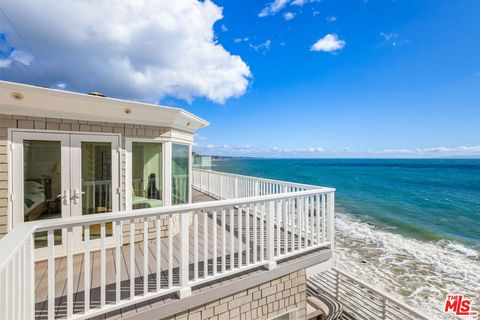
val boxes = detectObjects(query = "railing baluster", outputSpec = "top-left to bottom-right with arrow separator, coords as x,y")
213,210 -> 217,276
84,225 -> 91,313
67,227 -> 74,318
168,214 -> 173,288
101,222 -> 106,308
178,212 -> 191,298
237,205 -> 243,268
193,211 -> 199,281
246,206 -> 250,265
291,199 -> 295,253
298,197 -> 303,250
19,248 -> 24,320
304,196 -> 309,248
6,262 -> 11,320
1,268 -> 6,319
115,220 -> 121,303
13,254 -> 17,319
316,194 -> 321,245
130,220 -> 135,299
47,229 -> 54,320
283,198 -> 288,255
266,201 -> 275,269
276,200 -> 281,256
27,241 -> 33,319
221,209 -> 226,273
156,215 -> 161,291
143,218 -> 149,295
260,202 -> 265,261
230,208 -> 234,270
203,210 -> 208,278
310,196 -> 315,246
322,193 -> 326,243
327,192 -> 335,249
253,204 -> 258,264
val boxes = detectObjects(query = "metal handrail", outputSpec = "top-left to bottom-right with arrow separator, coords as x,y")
309,267 -> 431,320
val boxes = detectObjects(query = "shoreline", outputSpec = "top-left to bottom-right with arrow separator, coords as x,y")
334,211 -> 480,318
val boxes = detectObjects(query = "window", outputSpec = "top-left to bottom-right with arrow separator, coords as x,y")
131,142 -> 163,209
172,143 -> 189,204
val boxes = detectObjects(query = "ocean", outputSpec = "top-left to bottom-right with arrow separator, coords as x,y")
211,158 -> 480,317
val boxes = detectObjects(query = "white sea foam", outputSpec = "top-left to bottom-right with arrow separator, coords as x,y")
333,212 -> 480,318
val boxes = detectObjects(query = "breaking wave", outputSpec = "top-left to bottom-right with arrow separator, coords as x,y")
334,212 -> 480,318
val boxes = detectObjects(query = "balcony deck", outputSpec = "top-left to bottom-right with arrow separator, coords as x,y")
33,189 -> 309,319
0,169 -> 335,320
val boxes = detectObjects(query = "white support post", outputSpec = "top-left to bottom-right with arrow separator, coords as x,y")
27,234 -> 34,320
265,201 -> 276,270
219,175 -> 223,199
188,144 -> 193,204
327,192 -> 335,251
178,212 -> 192,298
234,177 -> 238,198
255,181 -> 259,197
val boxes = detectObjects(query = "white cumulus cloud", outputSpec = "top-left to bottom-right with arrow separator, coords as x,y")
0,59 -> 12,68
310,34 -> 346,52
249,40 -> 272,54
283,12 -> 296,21
258,0 -> 289,17
10,50 -> 34,65
0,0 -> 251,104
291,0 -> 320,5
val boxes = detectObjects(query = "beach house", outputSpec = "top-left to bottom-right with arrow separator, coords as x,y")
0,81 -> 336,319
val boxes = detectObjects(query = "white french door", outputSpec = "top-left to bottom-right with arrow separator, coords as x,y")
11,131 -> 120,257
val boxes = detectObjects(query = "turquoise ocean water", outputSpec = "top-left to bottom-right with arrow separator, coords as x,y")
212,158 -> 480,316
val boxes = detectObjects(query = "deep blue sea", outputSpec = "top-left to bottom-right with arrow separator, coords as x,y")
212,158 -> 480,316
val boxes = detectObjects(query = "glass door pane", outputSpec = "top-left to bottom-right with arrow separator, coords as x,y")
132,142 -> 163,209
81,141 -> 113,239
172,144 -> 189,205
23,140 -> 63,247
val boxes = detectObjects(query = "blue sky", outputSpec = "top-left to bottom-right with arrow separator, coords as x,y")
1,0 -> 479,157
186,0 -> 480,157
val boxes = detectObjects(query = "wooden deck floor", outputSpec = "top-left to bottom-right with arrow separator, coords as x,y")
34,189 -> 307,319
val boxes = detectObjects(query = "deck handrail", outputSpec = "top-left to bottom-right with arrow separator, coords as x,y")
0,177 -> 335,319
4,188 -> 329,233
309,267 -> 431,320
193,168 -> 334,192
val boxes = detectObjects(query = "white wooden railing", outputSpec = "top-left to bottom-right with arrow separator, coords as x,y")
309,268 -> 431,320
193,168 -> 319,199
0,172 -> 335,319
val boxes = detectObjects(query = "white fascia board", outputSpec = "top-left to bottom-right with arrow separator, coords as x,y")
0,81 -> 209,132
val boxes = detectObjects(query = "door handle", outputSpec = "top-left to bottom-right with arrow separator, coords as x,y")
57,189 -> 70,205
72,188 -> 84,205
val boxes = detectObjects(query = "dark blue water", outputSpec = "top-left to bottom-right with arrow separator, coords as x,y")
212,158 -> 480,248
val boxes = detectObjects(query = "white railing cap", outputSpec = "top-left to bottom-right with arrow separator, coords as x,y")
0,223 -> 35,271
29,188 -> 332,232
194,168 -> 335,192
